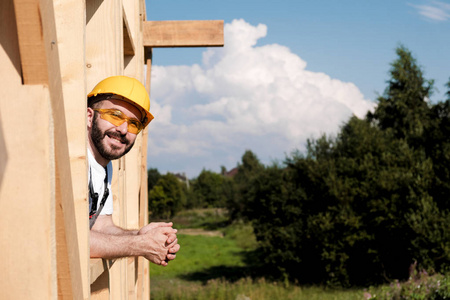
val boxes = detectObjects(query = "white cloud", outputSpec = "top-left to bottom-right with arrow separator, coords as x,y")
147,19 -> 375,177
410,1 -> 450,21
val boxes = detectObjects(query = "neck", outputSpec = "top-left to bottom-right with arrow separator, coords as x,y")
88,137 -> 110,168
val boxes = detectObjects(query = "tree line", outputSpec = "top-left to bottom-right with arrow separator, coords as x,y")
148,45 -> 450,286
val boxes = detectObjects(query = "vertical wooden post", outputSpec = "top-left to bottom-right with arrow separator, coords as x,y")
40,0 -> 84,298
86,0 -> 124,298
53,0 -> 90,298
0,71 -> 56,299
136,47 -> 153,300
1,0 -> 85,298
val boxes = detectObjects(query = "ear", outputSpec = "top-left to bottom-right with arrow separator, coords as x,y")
87,107 -> 94,129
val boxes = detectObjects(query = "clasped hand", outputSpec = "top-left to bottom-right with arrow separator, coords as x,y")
138,222 -> 180,266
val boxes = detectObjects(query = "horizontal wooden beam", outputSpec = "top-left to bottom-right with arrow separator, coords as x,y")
143,20 -> 224,48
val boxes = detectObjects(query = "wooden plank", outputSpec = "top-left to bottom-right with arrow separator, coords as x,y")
90,267 -> 110,300
39,0 -> 84,298
124,2 -> 148,295
136,124 -> 150,299
144,49 -> 152,90
13,0 -> 48,84
139,133 -> 150,300
90,259 -> 117,285
52,0 -> 90,298
143,20 -> 224,48
123,7 -> 135,56
90,259 -> 108,285
125,138 -> 141,229
138,54 -> 153,300
124,139 -> 141,298
109,158 -> 128,300
123,0 -> 142,74
0,86 -> 55,299
55,171 -> 76,300
86,2 -> 125,295
1,2 -> 55,299
123,135 -> 141,299
0,0 -> 22,81
86,0 -> 124,90
127,257 -> 137,298
123,1 -> 148,296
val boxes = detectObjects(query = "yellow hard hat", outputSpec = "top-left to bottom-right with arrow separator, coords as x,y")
88,76 -> 154,127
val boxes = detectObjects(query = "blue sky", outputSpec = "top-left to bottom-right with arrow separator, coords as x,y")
144,0 -> 450,177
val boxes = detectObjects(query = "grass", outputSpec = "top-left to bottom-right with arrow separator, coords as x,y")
151,234 -> 247,280
150,208 -> 450,299
151,277 -> 365,300
169,208 -> 229,230
150,208 -> 367,300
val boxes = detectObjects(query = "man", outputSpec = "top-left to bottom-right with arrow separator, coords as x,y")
87,76 -> 179,266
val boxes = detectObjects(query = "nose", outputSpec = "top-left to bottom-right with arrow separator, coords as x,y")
116,121 -> 129,135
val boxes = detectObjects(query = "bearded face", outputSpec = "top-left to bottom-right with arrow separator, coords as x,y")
91,112 -> 135,160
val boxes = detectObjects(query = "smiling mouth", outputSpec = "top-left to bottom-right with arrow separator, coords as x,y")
107,133 -> 126,144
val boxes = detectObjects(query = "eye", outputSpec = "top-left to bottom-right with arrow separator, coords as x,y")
129,119 -> 140,127
109,110 -> 123,119
129,122 -> 143,132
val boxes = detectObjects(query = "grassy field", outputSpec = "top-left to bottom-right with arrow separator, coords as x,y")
150,234 -> 366,300
149,209 -> 367,300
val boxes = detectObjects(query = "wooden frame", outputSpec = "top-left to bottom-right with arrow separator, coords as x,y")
143,20 -> 224,48
0,0 -> 223,298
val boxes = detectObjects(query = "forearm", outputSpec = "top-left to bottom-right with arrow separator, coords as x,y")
90,230 -> 143,259
91,215 -> 138,236
89,216 -> 178,265
100,226 -> 138,236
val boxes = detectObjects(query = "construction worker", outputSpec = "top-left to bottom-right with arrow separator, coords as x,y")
87,76 -> 179,266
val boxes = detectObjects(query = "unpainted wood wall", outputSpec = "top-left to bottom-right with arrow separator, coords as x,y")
0,0 -> 149,299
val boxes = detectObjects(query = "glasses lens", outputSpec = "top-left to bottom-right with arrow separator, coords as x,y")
100,111 -> 126,127
96,109 -> 143,134
128,119 -> 143,134
127,124 -> 139,134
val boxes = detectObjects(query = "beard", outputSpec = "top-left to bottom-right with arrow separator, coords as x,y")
91,113 -> 135,161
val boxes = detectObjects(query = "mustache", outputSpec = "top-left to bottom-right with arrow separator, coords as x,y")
105,130 -> 129,144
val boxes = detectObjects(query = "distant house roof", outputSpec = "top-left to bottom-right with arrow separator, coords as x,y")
223,167 -> 238,177
173,173 -> 187,181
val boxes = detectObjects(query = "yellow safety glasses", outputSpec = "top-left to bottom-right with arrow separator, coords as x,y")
93,108 -> 144,134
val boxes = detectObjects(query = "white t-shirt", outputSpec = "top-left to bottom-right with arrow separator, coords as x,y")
88,148 -> 113,215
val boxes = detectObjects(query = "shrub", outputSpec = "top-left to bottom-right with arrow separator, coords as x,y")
367,264 -> 450,299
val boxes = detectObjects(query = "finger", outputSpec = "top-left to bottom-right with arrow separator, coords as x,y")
169,243 -> 180,254
167,254 -> 176,261
166,233 -> 177,244
160,260 -> 168,267
139,222 -> 173,235
160,227 -> 177,235
150,222 -> 173,227
166,238 -> 178,248
145,222 -> 173,230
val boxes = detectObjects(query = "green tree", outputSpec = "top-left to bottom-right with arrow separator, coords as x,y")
147,168 -> 161,191
149,173 -> 186,218
148,185 -> 171,219
242,47 -> 450,286
424,78 -> 450,211
190,169 -> 227,208
227,150 -> 264,220
368,45 -> 434,145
